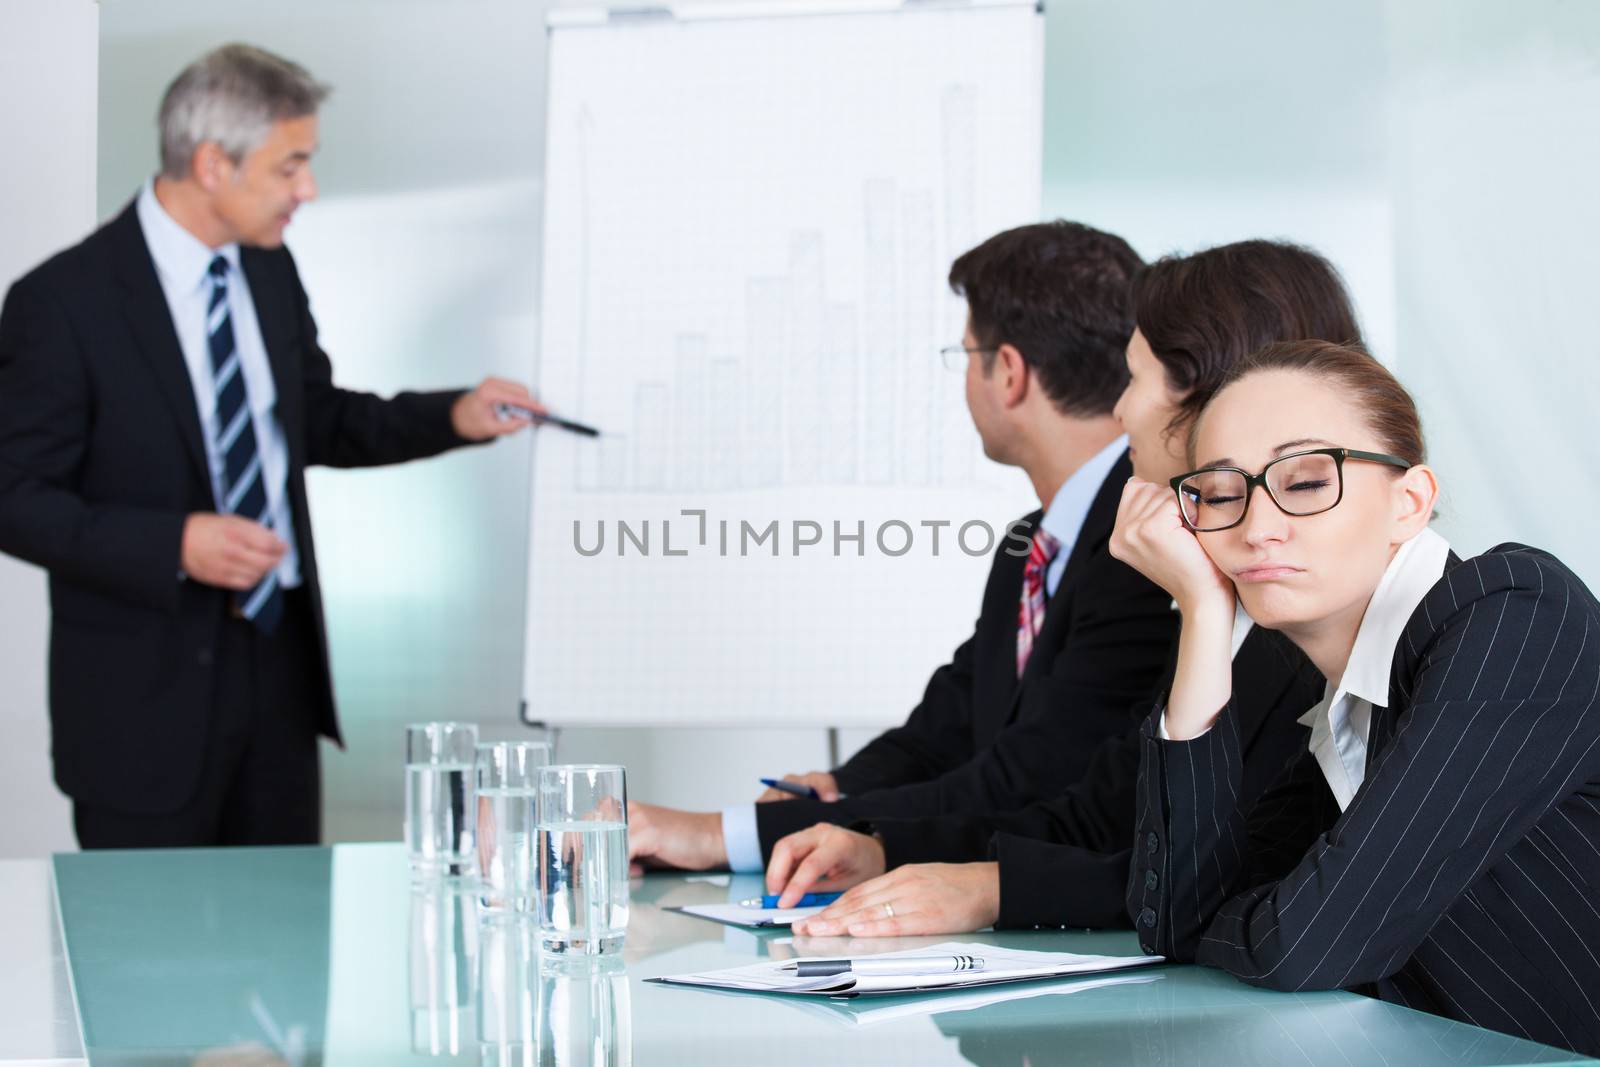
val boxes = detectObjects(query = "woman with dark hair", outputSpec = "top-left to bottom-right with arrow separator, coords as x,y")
1117,238 -> 1363,480
767,240 -> 1353,935
1117,341 -> 1600,1054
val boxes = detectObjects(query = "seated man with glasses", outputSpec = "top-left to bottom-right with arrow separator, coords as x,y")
626,220 -> 1179,875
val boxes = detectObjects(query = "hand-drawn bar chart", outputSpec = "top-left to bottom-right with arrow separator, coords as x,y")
526,3 -> 1045,728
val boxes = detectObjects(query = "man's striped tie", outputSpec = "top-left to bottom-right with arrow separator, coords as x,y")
207,255 -> 283,634
1015,527 -> 1060,676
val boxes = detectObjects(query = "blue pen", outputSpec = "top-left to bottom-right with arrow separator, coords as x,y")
740,892 -> 843,909
760,778 -> 821,800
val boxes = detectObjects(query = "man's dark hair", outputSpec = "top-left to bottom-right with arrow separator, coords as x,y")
948,221 -> 1143,417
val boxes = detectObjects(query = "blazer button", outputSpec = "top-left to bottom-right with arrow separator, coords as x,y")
1139,907 -> 1157,928
1145,870 -> 1159,891
197,647 -> 214,666
1146,831 -> 1159,855
1140,940 -> 1155,955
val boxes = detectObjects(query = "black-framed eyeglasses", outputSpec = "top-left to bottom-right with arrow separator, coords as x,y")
939,344 -> 995,373
1169,447 -> 1412,532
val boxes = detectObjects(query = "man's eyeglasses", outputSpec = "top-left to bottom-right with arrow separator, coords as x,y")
938,344 -> 996,373
1170,447 -> 1412,532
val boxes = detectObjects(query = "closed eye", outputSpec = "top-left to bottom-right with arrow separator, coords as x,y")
1285,479 -> 1332,493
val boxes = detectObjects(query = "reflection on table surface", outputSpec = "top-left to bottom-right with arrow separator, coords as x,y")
51,844 -> 1586,1066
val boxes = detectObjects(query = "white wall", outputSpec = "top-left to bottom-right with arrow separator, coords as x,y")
0,0 -> 98,858
1042,0 -> 1600,587
1042,1 -> 1395,362
1385,1 -> 1600,585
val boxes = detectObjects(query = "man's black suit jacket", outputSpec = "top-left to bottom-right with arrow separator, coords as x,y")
0,202 -> 472,814
754,454 -> 1179,855
861,624 -> 1324,928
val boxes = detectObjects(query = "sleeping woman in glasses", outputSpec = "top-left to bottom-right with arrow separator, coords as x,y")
1113,338 -> 1600,1055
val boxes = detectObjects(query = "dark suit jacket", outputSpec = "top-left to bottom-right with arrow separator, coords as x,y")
861,624 -> 1323,929
1129,545 -> 1600,1056
754,454 -> 1179,854
0,202 -> 472,814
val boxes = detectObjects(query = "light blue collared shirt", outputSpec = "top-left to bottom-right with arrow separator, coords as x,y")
721,435 -> 1131,873
136,180 -> 301,588
1039,434 -> 1127,598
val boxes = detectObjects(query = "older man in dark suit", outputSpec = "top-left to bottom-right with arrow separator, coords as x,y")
0,43 -> 539,848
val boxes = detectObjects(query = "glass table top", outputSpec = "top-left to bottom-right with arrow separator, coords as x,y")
50,843 -> 1591,1066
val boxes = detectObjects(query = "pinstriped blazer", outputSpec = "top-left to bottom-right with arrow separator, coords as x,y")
1128,544 -> 1600,1055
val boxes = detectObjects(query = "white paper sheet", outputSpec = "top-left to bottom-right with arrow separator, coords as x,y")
648,941 -> 1163,997
739,970 -> 1164,1028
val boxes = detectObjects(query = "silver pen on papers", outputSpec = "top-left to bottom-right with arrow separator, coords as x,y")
779,954 -> 986,978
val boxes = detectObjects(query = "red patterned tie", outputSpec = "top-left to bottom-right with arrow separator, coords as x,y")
1017,528 -> 1062,676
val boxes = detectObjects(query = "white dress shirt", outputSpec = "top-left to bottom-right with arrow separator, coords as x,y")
136,180 -> 301,588
1158,527 -> 1451,812
1297,526 -> 1451,810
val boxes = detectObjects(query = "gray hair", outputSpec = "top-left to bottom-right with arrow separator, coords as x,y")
158,43 -> 331,179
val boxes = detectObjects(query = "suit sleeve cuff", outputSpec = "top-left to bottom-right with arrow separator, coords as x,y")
829,765 -> 866,796
1156,711 -> 1213,741
720,805 -> 764,873
444,388 -> 489,447
994,833 -> 1134,930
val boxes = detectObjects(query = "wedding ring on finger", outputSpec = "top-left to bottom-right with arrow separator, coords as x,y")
883,902 -> 895,919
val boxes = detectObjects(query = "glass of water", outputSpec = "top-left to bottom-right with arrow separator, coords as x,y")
537,764 -> 629,956
475,741 -> 551,914
406,721 -> 479,877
